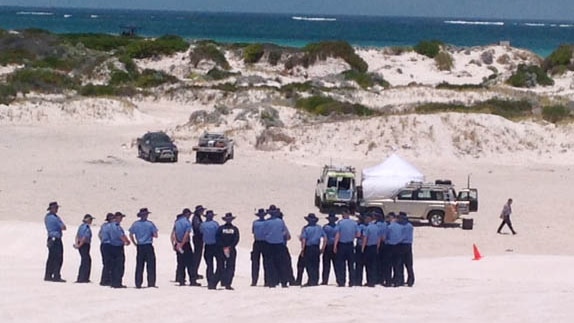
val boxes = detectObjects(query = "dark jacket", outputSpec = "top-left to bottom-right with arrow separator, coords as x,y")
217,223 -> 240,248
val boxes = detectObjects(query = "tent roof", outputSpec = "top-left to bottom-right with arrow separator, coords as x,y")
362,154 -> 423,179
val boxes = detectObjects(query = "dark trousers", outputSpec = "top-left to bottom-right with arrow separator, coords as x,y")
221,247 -> 237,287
401,243 -> 415,286
364,245 -> 379,286
175,242 -> 194,285
77,243 -> 91,282
192,236 -> 203,278
335,242 -> 355,287
303,245 -> 320,286
379,244 -> 392,286
321,244 -> 336,285
45,237 -> 63,281
108,245 -> 125,288
283,245 -> 295,284
294,253 -> 304,284
250,240 -> 267,285
389,244 -> 404,287
135,244 -> 156,288
204,244 -> 222,288
266,243 -> 291,287
354,244 -> 365,286
100,243 -> 111,285
497,217 -> 516,234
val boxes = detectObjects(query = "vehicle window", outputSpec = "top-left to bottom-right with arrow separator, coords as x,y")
397,190 -> 413,200
339,177 -> 351,190
327,177 -> 337,188
150,133 -> 171,144
416,189 -> 432,200
432,190 -> 445,201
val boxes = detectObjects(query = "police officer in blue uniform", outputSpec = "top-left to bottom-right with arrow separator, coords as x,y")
106,212 -> 131,288
375,211 -> 390,286
172,208 -> 198,286
44,201 -> 67,282
386,213 -> 404,287
251,208 -> 268,286
334,209 -> 359,287
191,205 -> 206,280
200,210 -> 221,290
217,212 -> 240,290
398,212 -> 415,287
321,211 -> 338,285
264,206 -> 292,288
354,214 -> 367,286
361,213 -> 381,287
300,213 -> 326,287
129,208 -> 158,289
99,212 -> 114,286
74,214 -> 94,283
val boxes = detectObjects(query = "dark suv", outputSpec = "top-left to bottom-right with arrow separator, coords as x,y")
137,131 -> 178,163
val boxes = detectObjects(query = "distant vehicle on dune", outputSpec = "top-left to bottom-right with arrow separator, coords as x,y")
137,131 -> 178,163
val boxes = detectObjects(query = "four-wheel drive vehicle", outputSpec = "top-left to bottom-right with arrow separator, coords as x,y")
360,180 -> 478,227
137,131 -> 178,163
192,132 -> 234,164
315,165 -> 357,212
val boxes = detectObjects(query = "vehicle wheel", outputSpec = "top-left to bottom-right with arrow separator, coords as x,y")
218,153 -> 225,164
195,152 -> 202,164
138,147 -> 144,159
314,195 -> 321,208
428,211 -> 444,227
173,154 -> 178,163
229,150 -> 234,160
150,152 -> 157,163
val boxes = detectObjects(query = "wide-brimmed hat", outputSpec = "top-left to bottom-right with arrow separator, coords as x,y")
105,212 -> 114,222
114,211 -> 126,218
266,204 -> 277,213
386,212 -> 396,219
398,211 -> 408,220
205,210 -> 216,218
182,208 -> 192,215
222,212 -> 236,221
47,201 -> 59,210
83,214 -> 95,221
255,208 -> 267,217
194,205 -> 206,215
137,208 -> 151,217
326,211 -> 339,221
304,213 -> 319,222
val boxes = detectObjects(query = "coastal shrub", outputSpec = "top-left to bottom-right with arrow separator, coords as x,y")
8,68 -> 77,93
29,56 -> 76,72
109,70 -> 134,86
206,67 -> 236,81
544,45 -> 574,74
243,44 -> 265,64
135,69 -> 178,88
190,43 -> 230,70
342,70 -> 389,89
295,95 -> 375,116
414,40 -> 442,58
212,82 -> 237,92
0,84 -> 17,105
303,41 -> 368,73
435,52 -> 454,71
268,50 -> 282,66
125,35 -> 188,59
61,33 -> 134,51
80,84 -> 118,97
435,82 -> 485,90
415,99 -> 533,120
542,105 -> 570,123
118,55 -> 138,76
0,49 -> 35,65
507,64 -> 554,88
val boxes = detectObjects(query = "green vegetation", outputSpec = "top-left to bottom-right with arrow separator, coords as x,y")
415,98 -> 533,120
206,68 -> 237,81
268,50 -> 282,66
0,84 -> 17,105
414,40 -> 443,58
507,64 -> 554,88
295,95 -> 375,116
542,105 -> 571,123
135,69 -> 178,88
435,52 -> 454,71
343,70 -> 389,89
124,35 -> 188,59
243,44 -> 265,64
190,42 -> 230,70
435,82 -> 485,90
302,41 -> 368,73
544,44 -> 573,74
7,68 -> 78,94
60,33 -> 134,51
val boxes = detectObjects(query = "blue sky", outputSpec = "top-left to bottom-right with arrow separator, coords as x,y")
4,0 -> 574,20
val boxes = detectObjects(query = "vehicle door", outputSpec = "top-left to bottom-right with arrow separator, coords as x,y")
392,189 -> 415,216
457,188 -> 479,212
414,188 -> 435,218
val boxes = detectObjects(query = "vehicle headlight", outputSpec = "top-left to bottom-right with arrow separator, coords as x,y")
154,148 -> 161,153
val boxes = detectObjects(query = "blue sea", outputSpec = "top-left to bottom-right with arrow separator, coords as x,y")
2,6 -> 574,57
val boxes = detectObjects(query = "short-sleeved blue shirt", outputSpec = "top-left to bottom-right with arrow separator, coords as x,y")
376,221 -> 388,242
173,216 -> 191,242
336,218 -> 358,243
108,223 -> 127,247
252,219 -> 267,241
129,220 -> 158,245
99,222 -> 111,244
323,223 -> 338,245
76,223 -> 92,244
200,220 -> 220,245
45,213 -> 64,238
301,224 -> 325,246
264,217 -> 289,244
400,221 -> 414,244
385,222 -> 403,245
363,222 -> 380,246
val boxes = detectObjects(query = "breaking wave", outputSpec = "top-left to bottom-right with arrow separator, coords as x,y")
16,11 -> 54,16
444,20 -> 504,26
292,16 -> 336,22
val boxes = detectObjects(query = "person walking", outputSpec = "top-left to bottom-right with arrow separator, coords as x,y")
300,213 -> 326,287
497,198 -> 516,235
191,205 -> 206,280
98,212 -> 114,286
129,208 -> 158,289
321,212 -> 338,285
172,208 -> 198,286
251,208 -> 268,286
200,210 -> 221,290
398,212 -> 415,287
263,206 -> 292,288
44,201 -> 67,282
74,214 -> 94,283
107,212 -> 130,288
217,212 -> 240,290
362,213 -> 381,287
334,209 -> 359,287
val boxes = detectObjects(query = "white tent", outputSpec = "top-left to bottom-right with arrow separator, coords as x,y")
361,154 -> 425,200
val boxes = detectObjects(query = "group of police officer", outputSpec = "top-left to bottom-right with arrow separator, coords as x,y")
251,205 -> 415,288
43,200 -> 413,289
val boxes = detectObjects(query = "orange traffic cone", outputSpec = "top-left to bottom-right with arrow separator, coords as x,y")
472,244 -> 482,261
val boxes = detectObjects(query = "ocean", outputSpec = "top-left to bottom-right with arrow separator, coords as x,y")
2,6 -> 574,57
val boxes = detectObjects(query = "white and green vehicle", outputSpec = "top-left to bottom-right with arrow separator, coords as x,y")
314,165 -> 357,212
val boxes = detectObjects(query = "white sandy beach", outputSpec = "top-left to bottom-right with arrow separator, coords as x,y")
1,44 -> 574,322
